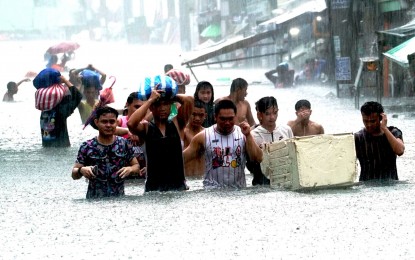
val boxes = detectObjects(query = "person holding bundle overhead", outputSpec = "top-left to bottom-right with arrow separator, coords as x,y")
34,68 -> 82,147
128,75 -> 194,192
74,64 -> 107,124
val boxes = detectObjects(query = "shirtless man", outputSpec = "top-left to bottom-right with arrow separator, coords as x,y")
287,99 -> 324,136
215,78 -> 256,126
183,100 -> 206,177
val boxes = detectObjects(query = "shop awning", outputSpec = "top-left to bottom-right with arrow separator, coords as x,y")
383,36 -> 415,67
259,0 -> 327,27
181,30 -> 277,66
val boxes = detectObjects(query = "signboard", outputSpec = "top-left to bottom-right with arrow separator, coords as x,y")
331,0 -> 350,9
335,57 -> 351,81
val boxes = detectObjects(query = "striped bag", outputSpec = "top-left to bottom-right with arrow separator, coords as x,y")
35,84 -> 66,111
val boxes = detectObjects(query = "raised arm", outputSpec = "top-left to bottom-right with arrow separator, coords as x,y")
245,101 -> 256,127
174,94 -> 194,130
16,78 -> 30,88
128,88 -> 161,135
239,122 -> 263,162
88,64 -> 107,85
381,113 -> 405,156
183,130 -> 205,164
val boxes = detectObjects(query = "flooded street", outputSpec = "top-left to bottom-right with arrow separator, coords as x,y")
1,41 -> 415,259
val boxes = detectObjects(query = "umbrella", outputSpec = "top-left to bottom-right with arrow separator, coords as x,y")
83,76 -> 116,130
200,24 -> 221,38
46,42 -> 80,55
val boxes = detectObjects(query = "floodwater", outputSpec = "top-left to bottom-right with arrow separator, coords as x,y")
1,41 -> 415,259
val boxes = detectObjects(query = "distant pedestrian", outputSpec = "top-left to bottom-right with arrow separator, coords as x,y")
3,78 -> 30,102
40,75 -> 82,147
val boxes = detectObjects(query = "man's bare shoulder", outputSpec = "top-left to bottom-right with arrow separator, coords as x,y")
308,121 -> 325,134
287,120 -> 297,127
214,96 -> 231,104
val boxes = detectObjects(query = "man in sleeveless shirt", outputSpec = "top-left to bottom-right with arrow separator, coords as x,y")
128,86 -> 193,192
183,99 -> 263,189
355,101 -> 405,181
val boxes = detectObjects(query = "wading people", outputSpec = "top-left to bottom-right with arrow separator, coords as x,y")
215,78 -> 256,126
250,96 -> 294,185
183,99 -> 263,189
72,106 -> 139,199
183,100 -> 206,177
127,83 -> 193,192
355,101 -> 405,181
194,80 -> 215,127
287,99 -> 324,136
3,78 -> 30,102
77,65 -> 107,124
40,75 -> 82,147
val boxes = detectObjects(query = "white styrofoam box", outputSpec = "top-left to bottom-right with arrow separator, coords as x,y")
260,133 -> 357,190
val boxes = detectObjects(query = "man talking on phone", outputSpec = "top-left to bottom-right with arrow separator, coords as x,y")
355,101 -> 405,181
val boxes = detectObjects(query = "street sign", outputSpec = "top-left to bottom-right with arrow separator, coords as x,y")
335,57 -> 351,81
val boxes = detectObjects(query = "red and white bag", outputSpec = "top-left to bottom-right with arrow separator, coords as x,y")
35,84 -> 66,111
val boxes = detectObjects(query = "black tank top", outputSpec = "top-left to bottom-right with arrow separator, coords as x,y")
145,120 -> 187,192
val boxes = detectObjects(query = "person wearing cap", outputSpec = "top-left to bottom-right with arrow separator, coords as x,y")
76,64 -> 107,124
127,83 -> 194,192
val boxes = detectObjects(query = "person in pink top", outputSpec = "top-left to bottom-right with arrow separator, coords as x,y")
117,92 -> 151,177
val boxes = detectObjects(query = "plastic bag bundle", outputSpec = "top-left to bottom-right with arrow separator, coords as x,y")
33,68 -> 61,89
137,75 -> 177,101
80,69 -> 102,90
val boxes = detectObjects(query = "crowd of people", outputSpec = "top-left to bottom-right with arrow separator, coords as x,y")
3,62 -> 405,199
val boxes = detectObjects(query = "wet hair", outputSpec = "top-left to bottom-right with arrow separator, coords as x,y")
95,106 -> 119,120
194,99 -> 206,111
215,99 -> 237,116
164,64 -> 173,73
295,99 -> 311,111
255,96 -> 278,113
230,78 -> 248,93
126,92 -> 139,104
194,81 -> 214,103
360,101 -> 384,115
7,82 -> 16,91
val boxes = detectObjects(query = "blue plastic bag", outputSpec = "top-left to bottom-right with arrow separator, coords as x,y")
80,69 -> 102,90
33,68 -> 61,89
137,75 -> 177,101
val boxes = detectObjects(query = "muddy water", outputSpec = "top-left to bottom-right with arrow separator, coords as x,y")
1,41 -> 414,259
